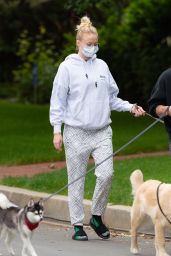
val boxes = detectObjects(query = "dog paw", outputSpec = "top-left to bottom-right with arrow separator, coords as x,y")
130,247 -> 139,254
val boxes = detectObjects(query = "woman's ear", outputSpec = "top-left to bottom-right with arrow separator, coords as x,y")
76,39 -> 80,49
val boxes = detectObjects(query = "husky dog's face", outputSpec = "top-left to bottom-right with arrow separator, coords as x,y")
26,199 -> 44,224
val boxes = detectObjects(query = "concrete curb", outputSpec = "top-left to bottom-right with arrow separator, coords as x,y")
1,185 -> 171,236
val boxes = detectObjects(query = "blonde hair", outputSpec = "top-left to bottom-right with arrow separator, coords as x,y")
76,16 -> 98,40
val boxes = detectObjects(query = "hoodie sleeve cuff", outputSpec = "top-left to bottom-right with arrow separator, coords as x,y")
129,104 -> 134,113
53,125 -> 62,134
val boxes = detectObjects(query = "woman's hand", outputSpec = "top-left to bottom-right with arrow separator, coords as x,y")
53,133 -> 63,151
131,104 -> 146,117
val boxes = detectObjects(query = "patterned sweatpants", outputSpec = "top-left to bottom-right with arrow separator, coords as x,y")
63,125 -> 114,225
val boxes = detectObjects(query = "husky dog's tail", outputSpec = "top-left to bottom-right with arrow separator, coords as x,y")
0,193 -> 17,209
130,170 -> 144,197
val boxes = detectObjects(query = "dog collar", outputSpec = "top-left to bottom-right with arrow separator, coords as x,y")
24,215 -> 39,231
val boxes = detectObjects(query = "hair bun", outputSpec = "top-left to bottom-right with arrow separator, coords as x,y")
75,16 -> 98,40
76,16 -> 92,31
80,16 -> 92,27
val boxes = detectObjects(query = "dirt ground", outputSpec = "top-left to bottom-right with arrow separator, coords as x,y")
0,151 -> 169,180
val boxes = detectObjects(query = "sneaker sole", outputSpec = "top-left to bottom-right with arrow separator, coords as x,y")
72,236 -> 88,241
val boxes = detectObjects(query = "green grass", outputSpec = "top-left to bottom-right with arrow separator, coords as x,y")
0,100 -> 61,165
1,155 -> 171,205
0,100 -> 168,165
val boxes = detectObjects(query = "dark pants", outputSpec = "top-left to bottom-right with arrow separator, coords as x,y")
169,139 -> 171,153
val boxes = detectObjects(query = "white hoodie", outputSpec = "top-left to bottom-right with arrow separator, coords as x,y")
50,54 -> 133,133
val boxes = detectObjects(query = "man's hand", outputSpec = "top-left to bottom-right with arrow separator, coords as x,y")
131,104 -> 146,117
156,105 -> 171,117
53,133 -> 63,151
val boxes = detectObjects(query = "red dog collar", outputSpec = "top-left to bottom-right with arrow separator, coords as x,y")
24,216 -> 39,231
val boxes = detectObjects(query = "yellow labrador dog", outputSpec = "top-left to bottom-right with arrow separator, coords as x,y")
130,169 -> 171,256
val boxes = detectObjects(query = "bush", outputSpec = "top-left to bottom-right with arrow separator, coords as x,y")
13,27 -> 58,104
0,83 -> 18,100
98,0 -> 171,107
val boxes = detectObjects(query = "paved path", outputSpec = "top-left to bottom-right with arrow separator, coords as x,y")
1,221 -> 170,256
0,161 -> 66,180
0,151 -> 169,180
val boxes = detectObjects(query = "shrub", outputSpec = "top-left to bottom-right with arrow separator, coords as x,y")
13,27 -> 58,103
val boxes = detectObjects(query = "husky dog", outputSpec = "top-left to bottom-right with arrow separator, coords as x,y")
0,193 -> 44,256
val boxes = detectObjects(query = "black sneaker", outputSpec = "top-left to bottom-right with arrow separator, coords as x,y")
72,226 -> 88,241
90,215 -> 110,239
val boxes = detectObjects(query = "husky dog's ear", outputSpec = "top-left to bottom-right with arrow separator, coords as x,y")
27,198 -> 34,207
38,198 -> 44,207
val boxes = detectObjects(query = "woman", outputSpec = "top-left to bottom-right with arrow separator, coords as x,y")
50,16 -> 145,241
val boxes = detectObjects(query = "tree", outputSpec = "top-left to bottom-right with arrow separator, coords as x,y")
0,0 -> 72,83
97,0 -> 171,106
1,0 -> 171,105
13,28 -> 58,103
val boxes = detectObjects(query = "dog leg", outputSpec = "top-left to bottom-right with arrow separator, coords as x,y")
5,231 -> 15,256
0,226 -> 2,255
0,226 -> 5,256
154,220 -> 169,256
0,226 -> 3,240
130,203 -> 145,254
21,235 -> 38,256
20,233 -> 31,256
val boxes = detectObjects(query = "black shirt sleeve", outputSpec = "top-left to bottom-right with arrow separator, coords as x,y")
148,73 -> 166,117
148,68 -> 171,135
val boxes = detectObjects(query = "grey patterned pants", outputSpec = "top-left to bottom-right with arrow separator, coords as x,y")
63,125 -> 114,225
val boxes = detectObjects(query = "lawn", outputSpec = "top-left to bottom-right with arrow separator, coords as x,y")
1,155 -> 171,205
0,100 -> 168,165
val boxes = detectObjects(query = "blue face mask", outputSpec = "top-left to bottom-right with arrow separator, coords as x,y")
82,45 -> 99,58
